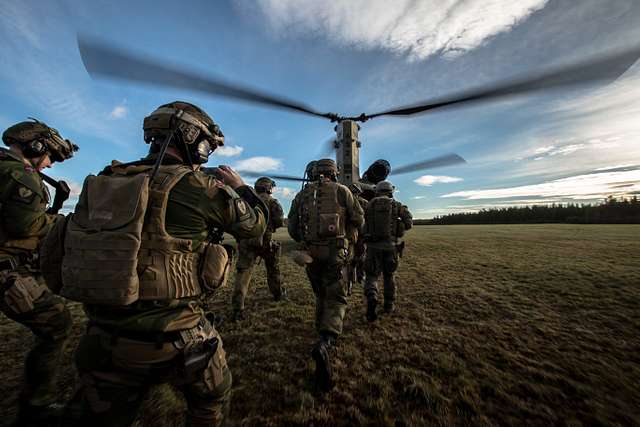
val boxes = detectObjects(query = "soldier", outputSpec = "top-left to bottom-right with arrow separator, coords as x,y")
0,119 -> 78,425
288,159 -> 364,392
231,176 -> 285,321
60,102 -> 266,427
346,182 -> 368,295
363,180 -> 413,322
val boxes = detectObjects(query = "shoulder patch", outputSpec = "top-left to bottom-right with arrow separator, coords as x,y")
8,167 -> 45,198
18,186 -> 33,199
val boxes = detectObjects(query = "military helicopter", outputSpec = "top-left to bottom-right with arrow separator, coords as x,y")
77,37 -> 640,196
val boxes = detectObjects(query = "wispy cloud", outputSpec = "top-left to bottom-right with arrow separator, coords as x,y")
0,1 -> 136,146
234,156 -> 282,173
274,186 -> 296,199
216,145 -> 244,157
414,175 -> 463,186
442,168 -> 640,200
109,104 -> 128,119
411,196 -> 427,200
254,0 -> 548,61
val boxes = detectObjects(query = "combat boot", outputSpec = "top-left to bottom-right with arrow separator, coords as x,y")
311,333 -> 335,392
366,298 -> 378,322
15,401 -> 65,427
383,302 -> 395,314
273,287 -> 288,302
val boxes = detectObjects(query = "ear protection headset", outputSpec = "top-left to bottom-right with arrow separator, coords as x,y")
144,107 -> 224,165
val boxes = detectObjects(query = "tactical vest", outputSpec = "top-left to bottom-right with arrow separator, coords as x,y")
0,150 -> 46,254
298,181 -> 347,245
61,164 -> 202,305
364,196 -> 402,242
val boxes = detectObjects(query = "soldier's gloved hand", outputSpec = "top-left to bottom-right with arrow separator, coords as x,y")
215,165 -> 244,189
47,180 -> 71,214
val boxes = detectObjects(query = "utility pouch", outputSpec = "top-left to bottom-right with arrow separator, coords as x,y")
182,337 -> 219,383
61,173 -> 149,305
318,213 -> 340,238
3,274 -> 46,314
199,243 -> 234,293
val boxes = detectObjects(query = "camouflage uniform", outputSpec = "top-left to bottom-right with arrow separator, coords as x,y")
232,189 -> 285,315
0,148 -> 73,415
288,160 -> 363,391
346,191 -> 368,294
64,103 -> 266,427
363,187 -> 413,319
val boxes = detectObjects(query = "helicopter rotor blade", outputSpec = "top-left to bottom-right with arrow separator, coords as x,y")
390,153 -> 466,175
365,46 -> 640,120
77,36 -> 338,121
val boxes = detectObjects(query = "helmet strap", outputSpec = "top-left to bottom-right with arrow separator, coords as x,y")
150,129 -> 176,182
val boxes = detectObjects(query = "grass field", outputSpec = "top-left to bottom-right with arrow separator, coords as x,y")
1,224 -> 639,426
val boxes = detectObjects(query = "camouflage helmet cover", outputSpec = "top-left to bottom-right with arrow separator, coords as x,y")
143,101 -> 224,147
305,160 -> 318,180
255,176 -> 276,193
2,118 -> 78,162
314,158 -> 338,177
375,180 -> 395,194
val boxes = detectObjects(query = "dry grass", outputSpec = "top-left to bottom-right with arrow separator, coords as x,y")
1,224 -> 639,426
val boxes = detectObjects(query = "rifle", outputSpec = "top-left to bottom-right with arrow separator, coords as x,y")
40,172 -> 70,214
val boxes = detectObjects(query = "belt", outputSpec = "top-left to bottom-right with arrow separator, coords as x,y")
90,322 -> 185,345
90,318 -> 214,348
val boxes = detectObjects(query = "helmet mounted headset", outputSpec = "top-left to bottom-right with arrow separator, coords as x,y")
143,103 -> 224,181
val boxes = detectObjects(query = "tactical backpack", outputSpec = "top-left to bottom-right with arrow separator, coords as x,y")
60,164 -> 209,305
364,196 -> 402,242
298,181 -> 346,245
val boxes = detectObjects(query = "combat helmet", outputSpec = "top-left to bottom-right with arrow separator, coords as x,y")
305,160 -> 318,181
314,158 -> 338,180
144,101 -> 225,164
2,118 -> 78,162
255,176 -> 276,194
375,180 -> 395,195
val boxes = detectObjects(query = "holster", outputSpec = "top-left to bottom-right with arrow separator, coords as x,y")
175,318 -> 220,383
182,337 -> 219,384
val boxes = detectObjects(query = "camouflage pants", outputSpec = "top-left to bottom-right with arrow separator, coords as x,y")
67,320 -> 232,427
346,238 -> 366,287
305,247 -> 348,336
0,268 -> 72,407
232,242 -> 282,311
363,247 -> 399,308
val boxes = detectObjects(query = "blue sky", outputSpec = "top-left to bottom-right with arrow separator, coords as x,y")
1,0 -> 639,218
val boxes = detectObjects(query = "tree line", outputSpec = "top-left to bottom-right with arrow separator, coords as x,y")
418,196 -> 640,225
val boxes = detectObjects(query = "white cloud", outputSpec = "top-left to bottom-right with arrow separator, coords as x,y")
254,0 -> 548,60
411,196 -> 427,200
414,175 -> 463,186
109,105 -> 128,119
234,156 -> 282,173
442,168 -> 640,200
274,186 -> 296,199
216,145 -> 244,157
